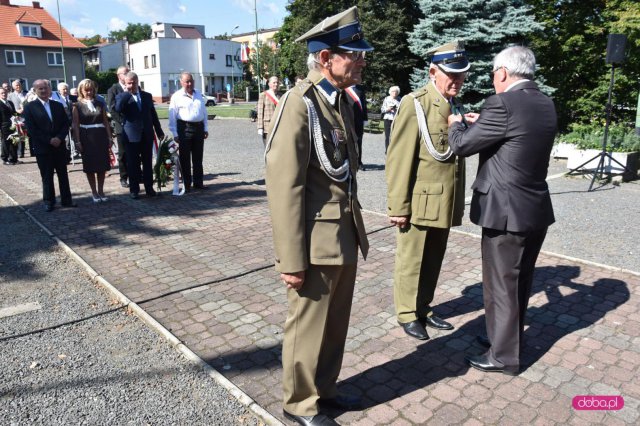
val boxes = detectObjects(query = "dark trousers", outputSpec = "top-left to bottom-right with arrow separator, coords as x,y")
177,120 -> 204,188
115,132 -> 128,181
125,140 -> 153,194
384,119 -> 393,153
35,149 -> 72,206
1,134 -> 17,163
481,227 -> 548,369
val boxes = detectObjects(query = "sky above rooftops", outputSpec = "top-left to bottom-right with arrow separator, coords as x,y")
10,0 -> 287,39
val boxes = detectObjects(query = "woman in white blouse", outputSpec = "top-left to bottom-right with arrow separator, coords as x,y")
381,86 -> 401,153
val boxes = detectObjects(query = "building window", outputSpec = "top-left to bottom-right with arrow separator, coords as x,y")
151,54 -> 156,68
47,51 -> 63,66
19,24 -> 40,38
50,78 -> 64,89
5,50 -> 25,65
144,56 -> 149,69
226,55 -> 232,67
209,53 -> 215,60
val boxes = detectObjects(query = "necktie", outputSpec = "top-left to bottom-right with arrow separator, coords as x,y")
43,101 -> 52,121
136,94 -> 142,110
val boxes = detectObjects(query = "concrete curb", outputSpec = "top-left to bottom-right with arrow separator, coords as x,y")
0,188 -> 283,426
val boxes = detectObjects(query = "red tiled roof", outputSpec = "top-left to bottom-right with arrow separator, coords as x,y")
173,26 -> 203,39
0,3 -> 86,48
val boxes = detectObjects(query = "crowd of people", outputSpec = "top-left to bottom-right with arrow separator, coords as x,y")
0,65 -> 213,207
2,6 -> 559,426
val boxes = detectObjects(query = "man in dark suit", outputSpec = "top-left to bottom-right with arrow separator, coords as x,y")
23,80 -> 76,212
1,86 -> 17,165
115,72 -> 164,199
107,65 -> 129,187
345,84 -> 367,170
448,46 -> 557,375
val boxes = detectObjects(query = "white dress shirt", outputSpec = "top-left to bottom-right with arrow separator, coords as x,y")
39,98 -> 52,120
168,88 -> 208,136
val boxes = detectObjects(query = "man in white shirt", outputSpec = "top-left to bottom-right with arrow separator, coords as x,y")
168,72 -> 209,192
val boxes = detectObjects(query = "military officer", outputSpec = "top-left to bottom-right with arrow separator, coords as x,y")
265,7 -> 371,426
386,41 -> 469,341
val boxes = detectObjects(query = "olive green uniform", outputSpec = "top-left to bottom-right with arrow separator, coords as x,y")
265,69 -> 369,416
386,81 -> 465,324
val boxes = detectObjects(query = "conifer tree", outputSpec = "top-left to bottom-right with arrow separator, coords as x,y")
409,0 -> 544,107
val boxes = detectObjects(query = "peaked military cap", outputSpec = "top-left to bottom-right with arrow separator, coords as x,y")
428,40 -> 470,73
295,6 -> 374,53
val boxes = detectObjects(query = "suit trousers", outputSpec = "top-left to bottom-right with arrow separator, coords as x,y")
125,140 -> 154,194
481,227 -> 548,369
282,263 -> 357,416
177,120 -> 204,188
1,134 -> 18,163
35,150 -> 72,206
394,225 -> 450,323
115,132 -> 128,181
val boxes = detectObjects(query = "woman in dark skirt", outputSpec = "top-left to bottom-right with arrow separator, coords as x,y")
72,79 -> 112,203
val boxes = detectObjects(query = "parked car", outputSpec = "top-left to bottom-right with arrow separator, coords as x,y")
204,95 -> 216,106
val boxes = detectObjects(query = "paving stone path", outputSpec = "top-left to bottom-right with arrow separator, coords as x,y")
1,145 -> 638,425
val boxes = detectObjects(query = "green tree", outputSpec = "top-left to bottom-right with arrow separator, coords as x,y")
409,0 -> 543,107
85,68 -> 118,94
82,34 -> 103,47
275,0 -> 422,105
527,0 -> 640,131
108,23 -> 152,43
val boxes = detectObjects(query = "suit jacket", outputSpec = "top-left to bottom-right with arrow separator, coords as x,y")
114,90 -> 163,143
0,100 -> 14,136
345,85 -> 367,139
386,82 -> 466,228
106,83 -> 124,134
257,90 -> 278,132
23,98 -> 70,156
50,91 -> 72,120
448,80 -> 557,232
265,69 -> 368,273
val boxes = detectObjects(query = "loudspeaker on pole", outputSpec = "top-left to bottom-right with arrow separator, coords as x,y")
606,34 -> 627,65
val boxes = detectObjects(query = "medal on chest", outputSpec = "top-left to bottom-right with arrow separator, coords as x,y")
331,128 -> 346,163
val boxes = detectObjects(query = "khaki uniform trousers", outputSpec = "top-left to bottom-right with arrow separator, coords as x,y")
282,263 -> 357,416
394,224 -> 450,324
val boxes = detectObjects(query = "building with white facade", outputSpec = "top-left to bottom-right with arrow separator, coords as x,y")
128,22 -> 241,103
84,40 -> 128,72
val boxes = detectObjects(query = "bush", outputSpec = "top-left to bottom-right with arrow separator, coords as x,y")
556,123 -> 640,152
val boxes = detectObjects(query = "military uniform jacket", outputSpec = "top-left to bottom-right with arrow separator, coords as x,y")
265,69 -> 369,273
386,81 -> 465,228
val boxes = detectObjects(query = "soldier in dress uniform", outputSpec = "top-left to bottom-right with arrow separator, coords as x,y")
386,41 -> 470,341
264,6 -> 372,426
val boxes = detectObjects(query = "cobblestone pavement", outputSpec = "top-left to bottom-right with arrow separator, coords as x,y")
1,118 -> 639,425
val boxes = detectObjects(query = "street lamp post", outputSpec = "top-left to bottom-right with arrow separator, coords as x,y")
230,25 -> 239,103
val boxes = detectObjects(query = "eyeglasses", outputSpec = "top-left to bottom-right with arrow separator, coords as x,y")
491,66 -> 508,76
333,50 -> 366,61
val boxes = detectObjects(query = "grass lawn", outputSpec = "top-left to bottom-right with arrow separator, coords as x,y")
155,105 -> 254,120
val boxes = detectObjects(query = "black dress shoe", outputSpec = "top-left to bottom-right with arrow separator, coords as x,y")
130,193 -> 139,199
120,179 -> 129,188
465,353 -> 519,376
477,335 -> 491,348
146,189 -> 157,197
193,184 -> 205,189
399,320 -> 429,340
283,410 -> 339,426
319,393 -> 362,410
44,204 -> 54,212
422,315 -> 454,330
